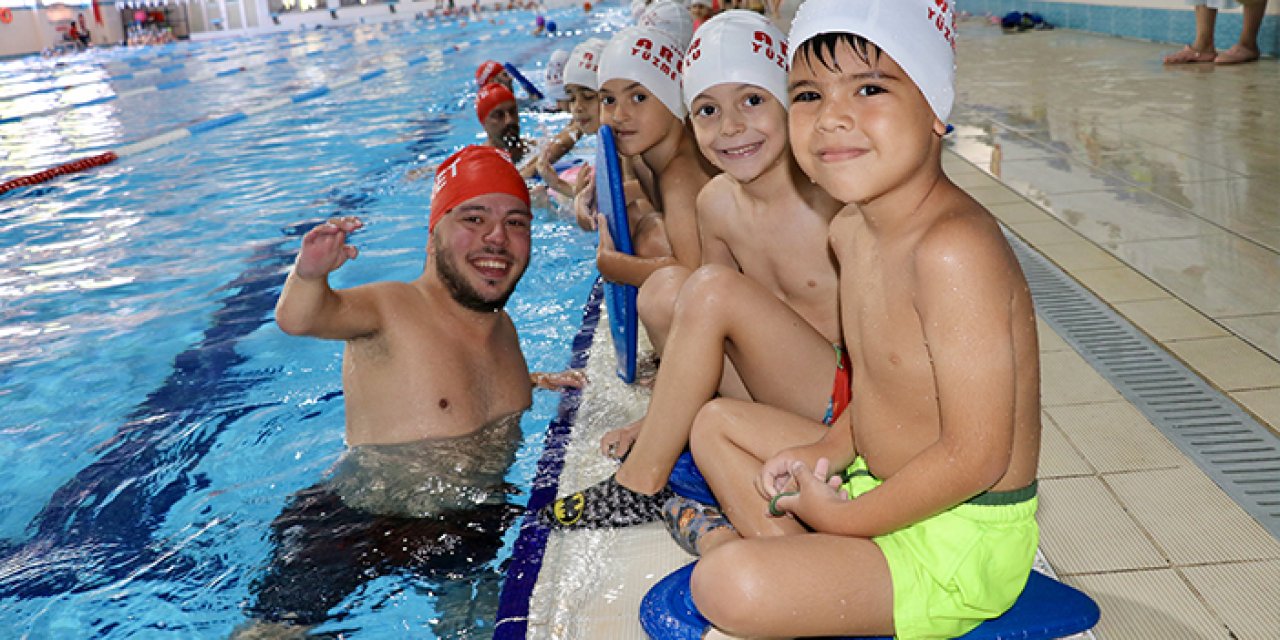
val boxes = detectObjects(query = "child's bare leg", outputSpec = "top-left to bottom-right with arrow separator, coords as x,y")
637,265 -> 690,356
692,534 -> 894,638
689,398 -> 828,544
616,265 -> 833,494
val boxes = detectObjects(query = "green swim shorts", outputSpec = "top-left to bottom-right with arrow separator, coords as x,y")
840,458 -> 1039,639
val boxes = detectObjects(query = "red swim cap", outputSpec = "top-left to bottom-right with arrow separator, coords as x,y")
475,82 -> 517,123
476,60 -> 506,86
430,145 -> 530,233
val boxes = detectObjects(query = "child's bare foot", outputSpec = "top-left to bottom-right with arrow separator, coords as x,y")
1164,45 -> 1216,64
1215,44 -> 1260,65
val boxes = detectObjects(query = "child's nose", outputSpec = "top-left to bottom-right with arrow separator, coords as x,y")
816,94 -> 854,132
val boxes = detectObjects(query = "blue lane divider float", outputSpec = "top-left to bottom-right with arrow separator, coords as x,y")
641,562 -> 1101,640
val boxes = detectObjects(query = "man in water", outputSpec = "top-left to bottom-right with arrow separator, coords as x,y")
239,145 -> 583,636
477,82 -> 532,166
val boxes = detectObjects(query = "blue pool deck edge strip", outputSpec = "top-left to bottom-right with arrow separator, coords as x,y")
494,276 -> 605,639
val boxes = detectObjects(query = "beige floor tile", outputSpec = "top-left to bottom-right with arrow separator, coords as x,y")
1041,351 -> 1125,406
1040,413 -> 1095,479
963,182 -> 1033,207
1036,238 -> 1127,273
1164,337 -> 1280,392
1038,320 -> 1073,353
1113,299 -> 1230,343
1181,560 -> 1280,640
1109,233 -> 1280,318
1065,569 -> 1231,640
1008,218 -> 1089,247
1231,388 -> 1280,437
1218,312 -> 1280,364
1105,467 -> 1280,565
1037,476 -> 1167,574
1070,267 -> 1171,304
989,199 -> 1053,225
1045,402 -> 1187,474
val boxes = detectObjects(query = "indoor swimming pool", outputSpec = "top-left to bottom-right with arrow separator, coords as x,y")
0,6 -> 617,637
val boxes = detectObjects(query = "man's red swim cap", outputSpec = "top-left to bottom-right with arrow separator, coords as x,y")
430,145 -> 530,233
476,60 -> 506,86
476,82 -> 517,123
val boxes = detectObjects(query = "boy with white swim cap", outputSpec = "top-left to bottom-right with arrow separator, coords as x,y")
586,25 -> 715,286
531,38 -> 609,201
543,48 -> 571,111
581,11 -> 847,550
686,1 -> 1043,638
537,24 -> 721,531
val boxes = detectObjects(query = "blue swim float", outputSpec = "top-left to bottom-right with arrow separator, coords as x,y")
595,125 -> 638,383
640,562 -> 1100,640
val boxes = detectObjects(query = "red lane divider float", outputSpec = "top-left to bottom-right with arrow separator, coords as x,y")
0,152 -> 119,196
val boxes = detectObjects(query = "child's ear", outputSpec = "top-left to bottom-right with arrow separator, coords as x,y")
932,118 -> 948,137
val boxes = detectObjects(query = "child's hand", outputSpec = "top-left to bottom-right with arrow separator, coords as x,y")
574,172 -> 598,231
296,217 -> 362,280
531,369 -> 588,391
768,458 -> 847,520
597,215 -> 616,253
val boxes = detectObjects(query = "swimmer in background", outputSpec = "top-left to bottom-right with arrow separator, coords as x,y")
237,146 -> 584,637
592,25 -> 717,287
540,11 -> 842,531
687,2 -> 1042,638
534,38 -> 608,203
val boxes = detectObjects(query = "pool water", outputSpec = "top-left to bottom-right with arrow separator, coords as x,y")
0,7 -> 616,638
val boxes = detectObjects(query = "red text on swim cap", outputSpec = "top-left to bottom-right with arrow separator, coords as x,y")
631,37 -> 681,82
751,31 -> 788,71
927,1 -> 956,49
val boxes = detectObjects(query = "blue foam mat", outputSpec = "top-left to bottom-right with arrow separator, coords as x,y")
641,562 -> 1100,640
668,450 -> 716,507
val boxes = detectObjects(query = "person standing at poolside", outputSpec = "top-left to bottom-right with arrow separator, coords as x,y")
238,146 -> 583,636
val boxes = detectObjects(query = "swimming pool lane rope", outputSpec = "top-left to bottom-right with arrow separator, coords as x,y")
0,15 -> 588,198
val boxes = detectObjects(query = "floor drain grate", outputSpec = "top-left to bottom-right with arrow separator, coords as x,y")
1005,229 -> 1280,541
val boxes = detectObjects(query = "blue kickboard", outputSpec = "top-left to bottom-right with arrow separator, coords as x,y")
669,451 -> 716,507
503,61 -> 545,101
641,563 -> 1100,640
595,125 -> 638,383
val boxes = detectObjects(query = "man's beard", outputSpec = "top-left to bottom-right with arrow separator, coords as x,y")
435,245 -> 523,313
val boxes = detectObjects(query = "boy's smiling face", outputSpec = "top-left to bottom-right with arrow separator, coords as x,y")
787,36 -> 946,205
689,83 -> 789,183
599,79 -> 678,156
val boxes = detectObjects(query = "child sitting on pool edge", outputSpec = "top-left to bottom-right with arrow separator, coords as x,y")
682,1 -> 1044,638
591,24 -> 717,286
539,11 -> 844,533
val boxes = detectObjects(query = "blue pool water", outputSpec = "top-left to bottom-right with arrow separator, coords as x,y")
0,8 -> 616,638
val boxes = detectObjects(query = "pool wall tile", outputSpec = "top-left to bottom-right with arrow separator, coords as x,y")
967,1 -> 1279,57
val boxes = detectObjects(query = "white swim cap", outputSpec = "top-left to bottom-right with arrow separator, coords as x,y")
689,0 -> 712,7
788,0 -> 956,123
630,0 -> 647,21
639,0 -> 693,49
564,37 -> 607,90
598,26 -> 687,119
682,11 -> 789,111
545,49 -> 571,101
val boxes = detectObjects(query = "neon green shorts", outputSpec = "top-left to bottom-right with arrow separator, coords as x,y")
840,458 -> 1039,639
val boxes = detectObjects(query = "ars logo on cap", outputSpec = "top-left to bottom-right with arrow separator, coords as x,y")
752,30 -> 788,71
630,37 -> 681,82
928,0 -> 957,49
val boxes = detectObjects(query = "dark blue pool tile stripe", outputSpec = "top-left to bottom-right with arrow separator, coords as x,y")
494,277 -> 605,640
